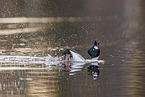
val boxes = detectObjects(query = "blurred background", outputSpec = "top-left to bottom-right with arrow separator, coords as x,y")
0,0 -> 145,97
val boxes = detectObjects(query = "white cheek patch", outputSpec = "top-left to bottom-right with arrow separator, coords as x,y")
94,46 -> 98,50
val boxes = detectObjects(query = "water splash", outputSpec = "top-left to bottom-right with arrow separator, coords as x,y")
70,50 -> 86,63
0,51 -> 104,65
0,55 -> 58,65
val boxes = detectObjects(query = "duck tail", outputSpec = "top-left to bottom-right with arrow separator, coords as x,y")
94,41 -> 97,46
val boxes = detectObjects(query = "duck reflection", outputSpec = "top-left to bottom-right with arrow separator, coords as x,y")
61,61 -> 71,72
87,62 -> 100,80
60,61 -> 85,75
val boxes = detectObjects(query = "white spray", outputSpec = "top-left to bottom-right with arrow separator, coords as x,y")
70,50 -> 86,63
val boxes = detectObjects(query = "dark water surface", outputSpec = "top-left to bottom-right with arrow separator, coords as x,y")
0,0 -> 145,97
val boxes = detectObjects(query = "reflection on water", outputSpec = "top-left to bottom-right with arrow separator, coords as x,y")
60,61 -> 85,76
0,63 -> 59,97
88,62 -> 99,81
26,68 -> 59,97
123,40 -> 145,96
0,60 -> 102,97
0,0 -> 145,97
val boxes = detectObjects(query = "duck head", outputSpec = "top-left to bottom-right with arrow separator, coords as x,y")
88,41 -> 100,58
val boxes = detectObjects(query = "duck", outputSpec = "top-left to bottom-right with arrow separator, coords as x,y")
59,49 -> 72,61
59,49 -> 85,62
88,41 -> 100,61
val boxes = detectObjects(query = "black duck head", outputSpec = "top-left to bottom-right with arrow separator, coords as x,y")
88,41 -> 100,58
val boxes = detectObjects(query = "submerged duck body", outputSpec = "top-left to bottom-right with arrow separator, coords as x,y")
59,49 -> 85,62
88,41 -> 100,60
60,49 -> 72,61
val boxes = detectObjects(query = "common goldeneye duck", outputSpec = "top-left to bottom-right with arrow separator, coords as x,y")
59,49 -> 85,62
88,41 -> 100,59
59,49 -> 72,61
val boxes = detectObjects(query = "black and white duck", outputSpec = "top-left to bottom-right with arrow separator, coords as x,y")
88,41 -> 100,61
59,49 -> 85,62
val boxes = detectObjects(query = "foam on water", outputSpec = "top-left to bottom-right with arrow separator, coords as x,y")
0,55 -> 58,64
0,51 -> 104,65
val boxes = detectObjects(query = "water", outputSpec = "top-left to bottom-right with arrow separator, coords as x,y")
0,0 -> 145,97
